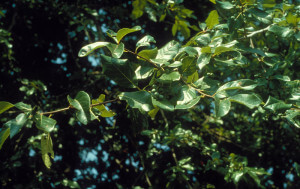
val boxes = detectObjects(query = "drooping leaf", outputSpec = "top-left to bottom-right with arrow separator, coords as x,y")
34,114 -> 57,132
0,127 -> 10,150
152,97 -> 174,111
229,93 -> 262,109
156,40 -> 180,61
148,106 -> 159,119
41,134 -> 54,169
101,54 -> 137,88
136,35 -> 156,52
214,97 -> 231,117
205,10 -> 219,29
116,26 -> 142,43
157,71 -> 181,83
92,95 -> 116,118
264,96 -> 292,112
78,42 -> 111,57
175,85 -> 200,109
68,91 -> 96,125
4,113 -> 28,138
119,91 -> 153,112
14,102 -> 32,112
0,101 -> 14,114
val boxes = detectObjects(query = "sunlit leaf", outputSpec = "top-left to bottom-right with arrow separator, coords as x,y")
214,97 -> 231,117
4,113 -> 28,138
205,10 -> 219,29
119,91 -> 153,112
156,40 -> 180,61
229,93 -> 262,109
0,127 -> 10,150
264,96 -> 292,112
136,35 -> 156,52
157,71 -> 181,83
14,102 -> 32,112
78,42 -> 111,57
0,101 -> 14,114
116,26 -> 142,43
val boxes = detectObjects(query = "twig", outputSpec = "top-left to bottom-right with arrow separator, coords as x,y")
181,78 -> 214,98
41,98 -> 119,115
124,48 -> 165,71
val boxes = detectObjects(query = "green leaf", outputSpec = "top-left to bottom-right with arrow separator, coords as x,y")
214,97 -> 231,117
0,128 -> 10,150
156,40 -> 180,61
106,43 -> 124,58
216,0 -> 234,9
216,79 -> 258,97
35,114 -> 57,132
229,93 -> 262,109
175,85 -> 201,109
41,134 -> 54,169
4,113 -> 28,138
138,48 -> 158,60
172,22 -> 178,36
136,35 -> 156,51
209,0 -> 216,4
176,96 -> 201,109
116,26 -> 142,43
78,42 -> 111,57
61,179 -> 81,189
135,65 -> 154,80
264,96 -> 292,112
197,53 -> 211,69
157,71 -> 181,83
205,10 -> 219,29
119,91 -> 153,112
148,106 -> 159,119
101,54 -> 137,88
152,97 -> 174,111
179,56 -> 197,77
131,0 -> 147,19
268,25 -> 293,38
295,162 -> 300,177
92,95 -> 116,118
286,12 -> 300,26
14,102 -> 32,112
0,101 -> 14,114
285,110 -> 300,128
194,77 -> 219,95
68,91 -> 96,125
213,46 -> 234,56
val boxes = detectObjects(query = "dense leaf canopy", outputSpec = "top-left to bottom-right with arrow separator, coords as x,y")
0,0 -> 300,188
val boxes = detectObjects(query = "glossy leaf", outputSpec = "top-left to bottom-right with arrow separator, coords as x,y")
157,71 -> 181,83
285,110 -> 300,128
268,25 -> 293,38
68,91 -> 96,125
214,97 -> 231,117
41,134 -> 54,169
119,91 -> 153,112
116,26 -> 142,43
0,127 -> 10,150
106,43 -> 125,58
138,48 -> 158,60
78,42 -> 111,57
216,79 -> 258,95
229,93 -> 262,109
35,114 -> 57,132
175,86 -> 200,109
205,10 -> 219,29
101,54 -> 137,88
136,35 -> 156,51
152,97 -> 174,111
216,0 -> 234,9
0,101 -> 14,114
156,40 -> 180,61
14,102 -> 32,112
4,113 -> 28,139
197,53 -> 211,70
264,96 -> 292,112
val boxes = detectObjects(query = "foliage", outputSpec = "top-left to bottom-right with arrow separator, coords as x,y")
0,0 -> 300,188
